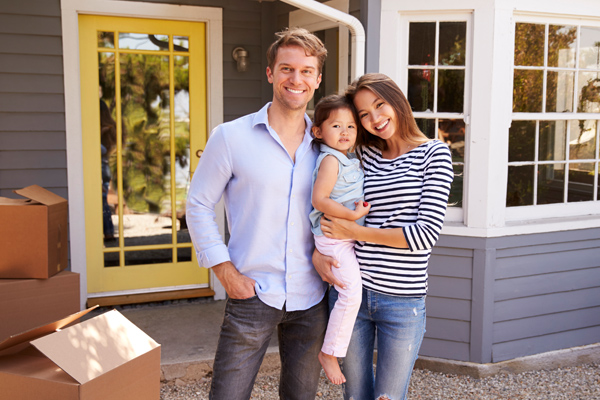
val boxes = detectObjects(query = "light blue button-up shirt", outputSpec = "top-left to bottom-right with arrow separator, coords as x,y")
186,103 -> 326,311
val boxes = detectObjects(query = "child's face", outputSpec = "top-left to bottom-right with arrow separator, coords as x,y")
313,108 -> 357,155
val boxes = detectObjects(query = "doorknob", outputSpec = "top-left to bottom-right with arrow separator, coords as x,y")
196,149 -> 203,158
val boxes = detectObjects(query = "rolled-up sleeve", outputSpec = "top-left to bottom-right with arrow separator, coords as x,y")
403,143 -> 454,252
186,126 -> 232,268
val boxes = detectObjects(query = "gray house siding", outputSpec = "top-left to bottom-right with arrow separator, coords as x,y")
0,0 -> 67,199
423,228 -> 600,364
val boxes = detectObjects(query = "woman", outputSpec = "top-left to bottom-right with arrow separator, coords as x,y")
314,73 -> 454,400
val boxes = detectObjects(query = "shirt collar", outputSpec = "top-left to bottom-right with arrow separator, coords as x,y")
319,143 -> 356,166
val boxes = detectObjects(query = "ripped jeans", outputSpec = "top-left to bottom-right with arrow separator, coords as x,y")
329,288 -> 426,400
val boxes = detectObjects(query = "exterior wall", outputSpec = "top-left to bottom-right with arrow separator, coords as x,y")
0,0 -> 67,199
422,228 -> 600,364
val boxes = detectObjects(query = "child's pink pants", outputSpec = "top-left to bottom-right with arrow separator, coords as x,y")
315,235 -> 362,357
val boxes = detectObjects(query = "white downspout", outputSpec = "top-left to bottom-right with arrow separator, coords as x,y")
280,0 -> 365,80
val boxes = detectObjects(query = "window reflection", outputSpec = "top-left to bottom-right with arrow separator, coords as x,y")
546,71 -> 574,112
438,70 -> 464,112
507,165 -> 534,206
408,69 -> 434,112
578,27 -> 600,69
409,22 -> 435,65
539,121 -> 566,161
538,164 -> 565,204
548,25 -> 576,68
439,119 -> 465,162
415,118 -> 435,139
569,120 -> 597,160
568,162 -> 595,202
513,69 -> 543,112
509,120 -> 536,162
439,22 -> 466,66
514,23 -> 545,66
119,33 -> 169,51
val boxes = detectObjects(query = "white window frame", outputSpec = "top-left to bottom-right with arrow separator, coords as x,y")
507,13 -> 600,222
393,11 -> 474,224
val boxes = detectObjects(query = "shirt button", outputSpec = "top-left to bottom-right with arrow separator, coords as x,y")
289,249 -> 293,253
290,222 -> 295,226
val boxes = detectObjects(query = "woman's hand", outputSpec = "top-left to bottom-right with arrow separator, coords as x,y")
320,214 -> 360,240
312,249 -> 345,288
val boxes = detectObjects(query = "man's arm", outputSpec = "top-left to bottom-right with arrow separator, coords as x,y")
186,127 -> 255,299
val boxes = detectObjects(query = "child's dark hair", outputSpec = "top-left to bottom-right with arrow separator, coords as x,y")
311,94 -> 359,152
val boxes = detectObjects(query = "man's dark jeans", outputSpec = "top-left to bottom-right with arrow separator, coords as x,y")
209,295 -> 328,400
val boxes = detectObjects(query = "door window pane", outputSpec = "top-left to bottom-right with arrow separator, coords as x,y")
125,249 -> 173,266
439,22 -> 466,66
409,22 -> 435,65
173,36 -> 189,52
438,70 -> 464,112
119,33 -> 169,51
174,56 -> 191,244
439,119 -> 466,162
98,31 -> 115,49
408,69 -> 434,112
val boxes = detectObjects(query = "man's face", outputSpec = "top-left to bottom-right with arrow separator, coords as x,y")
266,45 -> 322,112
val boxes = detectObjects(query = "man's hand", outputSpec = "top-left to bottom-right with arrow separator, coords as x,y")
312,249 -> 345,289
212,261 -> 256,299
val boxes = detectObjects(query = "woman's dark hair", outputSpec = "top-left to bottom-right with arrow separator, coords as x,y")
311,94 -> 359,152
345,73 -> 429,151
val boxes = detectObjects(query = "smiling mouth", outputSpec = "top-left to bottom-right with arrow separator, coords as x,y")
286,88 -> 304,94
375,120 -> 389,130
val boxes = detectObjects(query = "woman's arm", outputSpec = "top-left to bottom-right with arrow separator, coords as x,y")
313,155 -> 370,221
320,215 -> 409,248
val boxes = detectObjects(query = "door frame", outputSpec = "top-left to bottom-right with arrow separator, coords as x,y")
61,0 -> 224,309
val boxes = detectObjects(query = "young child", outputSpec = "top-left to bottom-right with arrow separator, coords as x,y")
308,94 -> 370,385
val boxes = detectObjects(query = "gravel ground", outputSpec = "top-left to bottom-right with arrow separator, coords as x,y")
161,362 -> 600,399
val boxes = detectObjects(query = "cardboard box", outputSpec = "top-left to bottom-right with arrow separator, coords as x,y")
0,185 -> 69,279
0,270 -> 80,340
0,307 -> 161,400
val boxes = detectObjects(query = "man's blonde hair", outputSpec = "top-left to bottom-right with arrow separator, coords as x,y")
266,27 -> 327,73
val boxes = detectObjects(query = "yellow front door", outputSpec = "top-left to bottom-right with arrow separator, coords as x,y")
79,15 -> 209,298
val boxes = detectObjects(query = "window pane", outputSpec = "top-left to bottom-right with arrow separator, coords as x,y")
507,165 -> 534,206
513,69 -> 543,112
439,22 -> 466,66
119,33 -> 169,51
177,247 -> 192,263
125,249 -> 173,266
509,120 -> 536,162
173,36 -> 189,52
538,163 -> 565,204
546,71 -> 574,112
548,25 -> 576,68
568,162 -> 595,202
408,69 -> 434,112
539,121 -> 566,161
569,120 -> 597,160
415,118 -> 435,139
439,119 -> 465,162
174,56 -> 191,244
438,69 -> 464,112
578,26 -> 600,69
514,23 -> 545,66
98,31 -> 114,49
577,71 -> 600,112
409,22 -> 435,65
449,164 -> 463,207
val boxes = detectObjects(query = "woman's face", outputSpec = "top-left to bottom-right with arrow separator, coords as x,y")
353,88 -> 397,141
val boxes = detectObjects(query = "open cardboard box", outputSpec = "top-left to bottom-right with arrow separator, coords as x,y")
0,185 -> 69,279
0,306 -> 161,400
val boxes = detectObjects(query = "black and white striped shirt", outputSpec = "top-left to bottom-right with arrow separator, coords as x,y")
355,140 -> 454,297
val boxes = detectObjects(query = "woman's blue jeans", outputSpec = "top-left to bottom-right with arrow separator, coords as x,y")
329,287 -> 426,400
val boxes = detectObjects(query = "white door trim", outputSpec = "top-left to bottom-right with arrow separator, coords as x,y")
61,0 -> 224,308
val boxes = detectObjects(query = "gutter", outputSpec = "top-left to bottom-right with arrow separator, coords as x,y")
280,0 -> 365,80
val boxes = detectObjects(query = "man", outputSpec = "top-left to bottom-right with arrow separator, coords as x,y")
186,28 -> 329,400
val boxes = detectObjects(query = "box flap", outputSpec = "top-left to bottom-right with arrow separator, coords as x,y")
0,307 -> 98,353
13,185 -> 66,206
31,310 -> 160,384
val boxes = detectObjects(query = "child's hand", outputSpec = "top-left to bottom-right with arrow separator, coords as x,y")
353,201 -> 371,220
